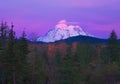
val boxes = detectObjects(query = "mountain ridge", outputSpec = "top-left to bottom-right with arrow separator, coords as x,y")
36,35 -> 110,44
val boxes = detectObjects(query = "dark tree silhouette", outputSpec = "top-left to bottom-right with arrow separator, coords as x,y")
0,21 -> 9,84
107,30 -> 119,64
6,24 -> 17,84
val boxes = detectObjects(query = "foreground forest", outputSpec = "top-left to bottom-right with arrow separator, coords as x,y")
0,22 -> 120,84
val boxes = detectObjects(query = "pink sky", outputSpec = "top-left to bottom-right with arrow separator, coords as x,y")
0,0 -> 120,38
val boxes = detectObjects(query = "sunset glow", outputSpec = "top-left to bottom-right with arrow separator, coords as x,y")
0,0 -> 120,38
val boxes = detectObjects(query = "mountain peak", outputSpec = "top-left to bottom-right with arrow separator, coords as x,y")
37,20 -> 94,43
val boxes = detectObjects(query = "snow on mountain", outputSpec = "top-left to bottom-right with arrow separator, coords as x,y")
37,20 -> 94,42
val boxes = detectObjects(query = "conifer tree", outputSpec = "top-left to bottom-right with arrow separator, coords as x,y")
16,30 -> 29,84
0,21 -> 8,63
0,21 -> 8,84
0,21 -> 8,43
19,30 -> 29,56
5,24 -> 17,84
107,30 -> 119,64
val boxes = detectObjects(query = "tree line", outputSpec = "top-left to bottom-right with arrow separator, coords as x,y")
0,21 -> 120,84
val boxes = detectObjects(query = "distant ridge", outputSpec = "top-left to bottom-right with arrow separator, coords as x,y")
37,35 -> 110,44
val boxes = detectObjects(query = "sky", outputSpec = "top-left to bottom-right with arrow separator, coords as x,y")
0,0 -> 120,39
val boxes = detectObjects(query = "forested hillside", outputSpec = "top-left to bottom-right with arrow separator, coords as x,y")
0,22 -> 120,84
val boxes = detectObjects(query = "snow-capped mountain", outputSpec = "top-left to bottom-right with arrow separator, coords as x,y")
37,20 -> 94,43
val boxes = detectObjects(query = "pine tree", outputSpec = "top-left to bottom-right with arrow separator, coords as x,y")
19,30 -> 29,56
0,21 -> 8,84
107,30 -> 119,64
0,21 -> 8,43
0,21 -> 8,63
5,24 -> 17,84
16,30 -> 29,84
